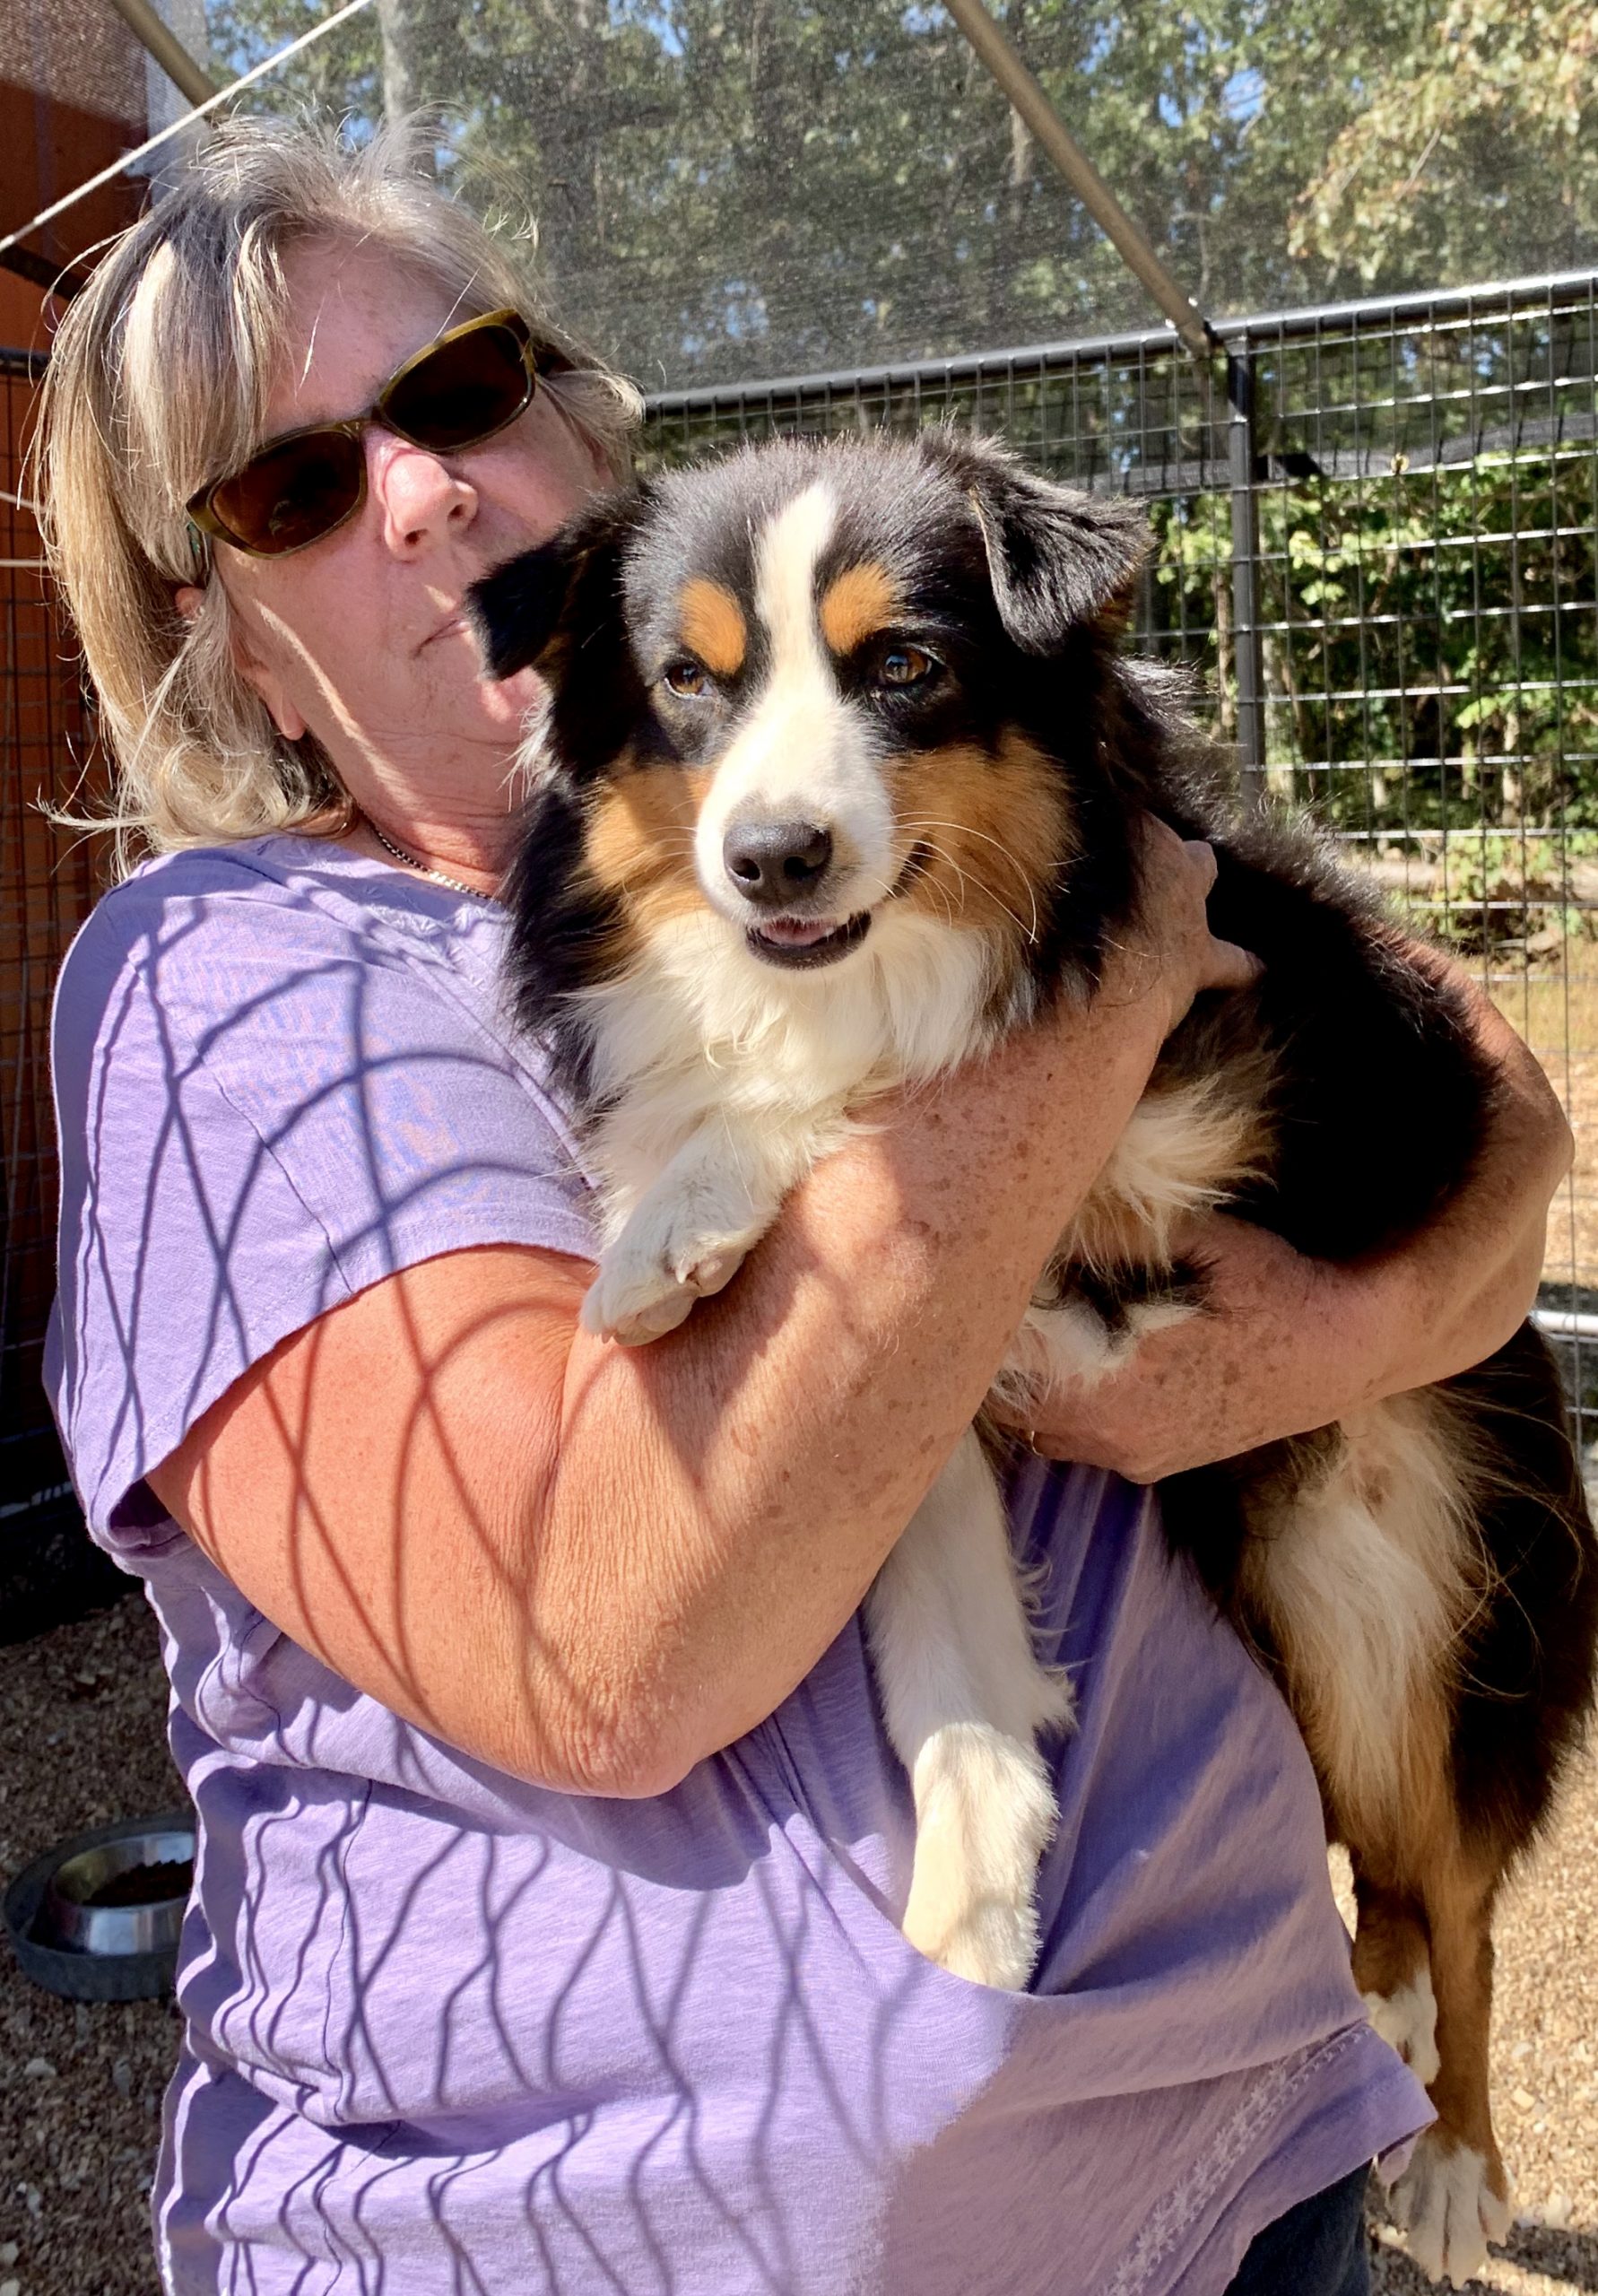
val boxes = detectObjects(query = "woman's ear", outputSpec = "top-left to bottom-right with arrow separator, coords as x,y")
174,585 -> 205,622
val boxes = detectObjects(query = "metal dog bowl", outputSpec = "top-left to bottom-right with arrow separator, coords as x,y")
4,1811 -> 195,2001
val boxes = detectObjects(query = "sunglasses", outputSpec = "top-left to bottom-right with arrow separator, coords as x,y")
186,308 -> 550,561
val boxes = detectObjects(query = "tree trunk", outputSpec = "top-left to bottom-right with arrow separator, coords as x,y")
377,0 -> 436,155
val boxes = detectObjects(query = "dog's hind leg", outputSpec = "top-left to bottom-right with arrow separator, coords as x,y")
1229,1392 -> 1515,2282
1388,1846 -> 1512,2286
865,1429 -> 1073,1991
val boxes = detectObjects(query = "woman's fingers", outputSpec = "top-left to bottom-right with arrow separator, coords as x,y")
1176,840 -> 1260,990
1130,822 -> 1263,1029
1199,936 -> 1264,995
1181,837 -> 1219,894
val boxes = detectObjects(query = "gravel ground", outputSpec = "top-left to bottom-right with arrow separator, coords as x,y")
2,1589 -> 1594,2295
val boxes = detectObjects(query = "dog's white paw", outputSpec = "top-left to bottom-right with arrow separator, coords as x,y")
1390,2130 -> 1512,2285
903,1884 -> 1040,1992
900,1721 -> 1055,1993
582,1227 -> 751,1346
1362,1970 -> 1441,2086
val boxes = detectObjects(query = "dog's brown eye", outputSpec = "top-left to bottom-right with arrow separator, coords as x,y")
663,660 -> 709,698
878,645 -> 935,688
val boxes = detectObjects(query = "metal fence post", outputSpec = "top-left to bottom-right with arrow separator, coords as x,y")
1226,349 -> 1266,811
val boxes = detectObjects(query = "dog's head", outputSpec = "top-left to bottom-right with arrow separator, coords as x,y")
469,432 -> 1150,979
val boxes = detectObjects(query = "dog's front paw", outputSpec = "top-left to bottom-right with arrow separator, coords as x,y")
1389,2128 -> 1512,2285
899,1721 -> 1055,1993
902,1877 -> 1041,1993
582,1225 -> 751,1345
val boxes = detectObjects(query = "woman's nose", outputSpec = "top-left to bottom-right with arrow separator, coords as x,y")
369,429 -> 477,556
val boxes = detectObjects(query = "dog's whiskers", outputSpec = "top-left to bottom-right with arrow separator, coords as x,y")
899,818 -> 1043,944
909,832 -> 1038,945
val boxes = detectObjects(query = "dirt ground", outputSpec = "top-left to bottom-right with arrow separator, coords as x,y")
1,1588 -> 1594,2295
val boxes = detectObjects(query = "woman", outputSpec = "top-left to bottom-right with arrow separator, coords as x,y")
39,119 -> 1566,2295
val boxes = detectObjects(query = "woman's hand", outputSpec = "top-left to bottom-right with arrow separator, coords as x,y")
1102,821 -> 1262,1036
1011,944 -> 1570,1483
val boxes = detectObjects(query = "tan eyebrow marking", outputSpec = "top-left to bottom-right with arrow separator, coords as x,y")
819,561 -> 900,656
677,578 -> 748,678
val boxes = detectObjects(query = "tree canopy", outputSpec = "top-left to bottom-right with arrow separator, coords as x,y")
203,0 -> 1598,387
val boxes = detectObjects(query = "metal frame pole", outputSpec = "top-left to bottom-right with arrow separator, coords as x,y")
0,0 -> 377,267
941,0 -> 1213,361
941,0 -> 1269,804
1225,351 -> 1266,808
105,0 -> 218,107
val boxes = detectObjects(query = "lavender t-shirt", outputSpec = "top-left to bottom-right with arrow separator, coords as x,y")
46,835 -> 1427,2296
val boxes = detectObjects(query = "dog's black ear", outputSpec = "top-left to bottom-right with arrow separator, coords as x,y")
467,486 -> 647,683
919,431 -> 1150,656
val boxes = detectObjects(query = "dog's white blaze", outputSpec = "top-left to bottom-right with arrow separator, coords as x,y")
757,480 -> 836,665
691,482 -> 899,918
1241,1392 -> 1475,1840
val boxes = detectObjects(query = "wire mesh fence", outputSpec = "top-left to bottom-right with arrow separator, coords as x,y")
640,269 -> 1598,1441
2,267 -> 1597,1589
0,345 -> 109,1590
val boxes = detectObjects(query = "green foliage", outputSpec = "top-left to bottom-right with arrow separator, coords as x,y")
1290,0 -> 1598,287
1150,450 -> 1598,832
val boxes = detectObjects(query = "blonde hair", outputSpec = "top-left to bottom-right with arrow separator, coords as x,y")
37,115 -> 642,871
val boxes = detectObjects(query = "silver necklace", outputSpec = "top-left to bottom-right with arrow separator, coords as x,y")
363,814 -> 498,903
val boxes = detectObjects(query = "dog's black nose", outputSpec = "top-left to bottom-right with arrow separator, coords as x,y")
723,821 -> 834,907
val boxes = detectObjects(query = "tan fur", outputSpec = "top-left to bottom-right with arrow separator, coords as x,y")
1068,1069 -> 1275,1274
1420,1847 -> 1507,2171
819,560 -> 899,656
584,765 -> 711,940
1385,1843 -> 1513,2278
1351,1882 -> 1433,2030
893,735 -> 1073,957
678,578 -> 749,678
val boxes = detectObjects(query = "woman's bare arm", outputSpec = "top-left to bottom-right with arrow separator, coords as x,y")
1018,952 -> 1572,1484
151,830 -> 1247,1800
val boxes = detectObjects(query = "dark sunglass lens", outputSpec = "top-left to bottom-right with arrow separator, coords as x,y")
384,326 -> 532,450
213,430 -> 364,554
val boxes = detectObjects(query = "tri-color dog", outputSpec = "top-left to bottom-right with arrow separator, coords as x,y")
469,432 -> 1597,2286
